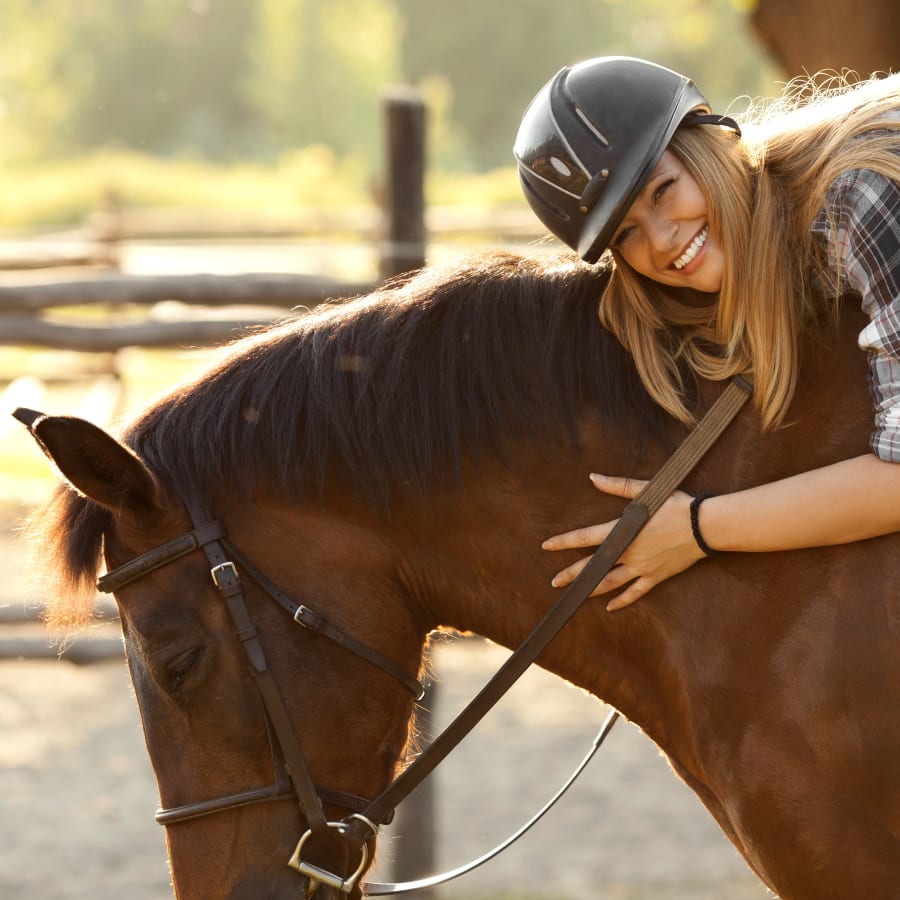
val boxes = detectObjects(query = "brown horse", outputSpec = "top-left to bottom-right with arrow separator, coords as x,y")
16,251 -> 900,899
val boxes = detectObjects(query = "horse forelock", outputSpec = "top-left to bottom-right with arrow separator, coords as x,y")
27,484 -> 111,628
122,250 -> 662,506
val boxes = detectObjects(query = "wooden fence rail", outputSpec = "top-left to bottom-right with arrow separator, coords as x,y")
0,313 -> 283,352
0,272 -> 376,350
0,273 -> 378,349
0,272 -> 374,312
79,203 -> 538,242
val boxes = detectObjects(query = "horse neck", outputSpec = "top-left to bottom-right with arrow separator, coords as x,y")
392,307 -> 875,764
393,426 -> 696,734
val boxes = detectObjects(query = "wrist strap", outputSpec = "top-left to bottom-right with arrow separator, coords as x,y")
690,492 -> 721,557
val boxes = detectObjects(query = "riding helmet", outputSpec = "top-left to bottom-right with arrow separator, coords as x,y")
514,56 -> 740,263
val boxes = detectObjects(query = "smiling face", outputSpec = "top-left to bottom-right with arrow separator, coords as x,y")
610,150 -> 724,294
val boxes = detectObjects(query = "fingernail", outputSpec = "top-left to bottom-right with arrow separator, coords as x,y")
541,539 -> 552,550
551,577 -> 560,587
590,473 -> 605,482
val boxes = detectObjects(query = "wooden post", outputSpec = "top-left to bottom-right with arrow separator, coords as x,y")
379,86 -> 437,898
388,685 -> 438,898
380,87 -> 427,281
95,187 -> 123,270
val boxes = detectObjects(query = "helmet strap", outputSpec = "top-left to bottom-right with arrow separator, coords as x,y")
685,113 -> 741,137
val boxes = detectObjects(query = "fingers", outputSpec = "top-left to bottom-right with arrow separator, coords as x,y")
548,554 -> 590,589
590,473 -> 649,498
605,576 -> 659,611
542,473 -> 644,551
548,555 -> 655,612
543,472 -> 657,611
549,556 -> 637,595
542,521 -> 615,553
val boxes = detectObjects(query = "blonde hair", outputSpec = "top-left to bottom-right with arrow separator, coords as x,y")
599,72 -> 900,429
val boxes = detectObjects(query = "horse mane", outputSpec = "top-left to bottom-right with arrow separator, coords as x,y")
35,250 -> 665,621
126,250 -> 662,500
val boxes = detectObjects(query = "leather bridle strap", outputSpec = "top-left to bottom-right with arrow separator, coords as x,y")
182,496 -> 331,839
155,779 -> 377,827
98,509 -> 416,833
221,539 -> 425,700
343,376 -> 754,855
97,519 -> 227,594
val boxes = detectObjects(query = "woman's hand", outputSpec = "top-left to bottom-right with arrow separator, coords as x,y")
543,455 -> 900,612
542,474 -> 706,611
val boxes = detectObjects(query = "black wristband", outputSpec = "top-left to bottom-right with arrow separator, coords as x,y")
690,493 -> 721,557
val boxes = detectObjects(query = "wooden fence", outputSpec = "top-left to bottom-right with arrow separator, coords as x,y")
0,93 -> 540,357
0,94 -> 426,353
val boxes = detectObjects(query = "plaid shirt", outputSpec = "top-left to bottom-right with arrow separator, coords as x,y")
811,166 -> 900,462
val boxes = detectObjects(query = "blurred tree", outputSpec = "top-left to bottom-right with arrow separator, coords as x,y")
395,0 -> 778,169
0,0 -> 781,172
0,0 -> 258,159
244,0 -> 401,164
0,0 -> 75,159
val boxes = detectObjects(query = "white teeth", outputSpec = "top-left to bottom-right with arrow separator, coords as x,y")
673,226 -> 708,270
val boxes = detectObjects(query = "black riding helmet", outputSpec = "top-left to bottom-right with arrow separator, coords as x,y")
514,56 -> 740,263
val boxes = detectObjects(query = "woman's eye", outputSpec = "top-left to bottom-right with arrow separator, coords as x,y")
653,178 -> 676,203
613,226 -> 634,248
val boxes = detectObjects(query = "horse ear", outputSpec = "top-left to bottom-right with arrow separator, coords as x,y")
12,407 -> 160,514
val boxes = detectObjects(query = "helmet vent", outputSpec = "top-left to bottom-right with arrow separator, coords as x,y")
574,107 -> 609,147
550,157 -> 573,177
520,174 -> 571,223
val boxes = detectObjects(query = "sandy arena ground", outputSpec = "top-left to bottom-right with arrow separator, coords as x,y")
0,503 -> 769,900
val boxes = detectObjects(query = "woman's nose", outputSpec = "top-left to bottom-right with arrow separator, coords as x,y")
645,217 -> 676,253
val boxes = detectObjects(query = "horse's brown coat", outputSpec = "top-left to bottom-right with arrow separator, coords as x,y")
21,252 -> 900,899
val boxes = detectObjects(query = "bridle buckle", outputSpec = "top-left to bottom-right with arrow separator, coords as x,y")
210,561 -> 238,589
294,604 -> 323,631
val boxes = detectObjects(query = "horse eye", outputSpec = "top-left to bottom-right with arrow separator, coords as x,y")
167,647 -> 205,693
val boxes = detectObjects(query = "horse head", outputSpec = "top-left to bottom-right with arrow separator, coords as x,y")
16,407 -> 427,898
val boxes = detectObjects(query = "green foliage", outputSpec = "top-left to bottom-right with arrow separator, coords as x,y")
0,150 -> 530,229
395,0 -> 778,168
244,0 -> 401,164
0,148 -> 370,229
0,0 -> 779,184
0,0 -> 259,158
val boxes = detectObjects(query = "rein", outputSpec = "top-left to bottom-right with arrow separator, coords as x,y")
348,375 -> 754,881
97,375 -> 752,897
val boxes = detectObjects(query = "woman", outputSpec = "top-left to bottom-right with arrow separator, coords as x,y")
514,56 -> 900,610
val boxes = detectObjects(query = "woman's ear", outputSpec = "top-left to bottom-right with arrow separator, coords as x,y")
13,407 -> 161,514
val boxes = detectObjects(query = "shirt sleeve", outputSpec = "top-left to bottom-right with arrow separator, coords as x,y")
811,167 -> 900,462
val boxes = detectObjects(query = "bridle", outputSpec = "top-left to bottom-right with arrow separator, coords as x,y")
96,377 -> 752,897
98,495 -> 422,893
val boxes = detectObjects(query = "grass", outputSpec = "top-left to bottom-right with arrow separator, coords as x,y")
0,148 -> 522,232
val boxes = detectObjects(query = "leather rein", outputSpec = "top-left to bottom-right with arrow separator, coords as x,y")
97,376 -> 752,897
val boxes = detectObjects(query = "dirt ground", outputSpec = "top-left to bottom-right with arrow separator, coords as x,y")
0,504 -> 769,900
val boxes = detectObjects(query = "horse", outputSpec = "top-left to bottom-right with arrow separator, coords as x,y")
15,250 -> 900,899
